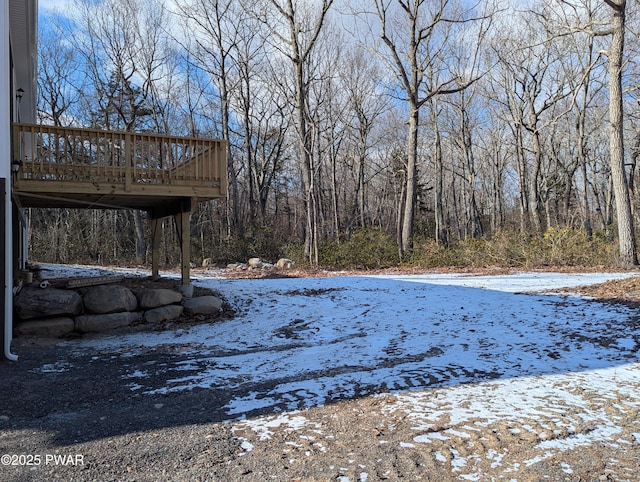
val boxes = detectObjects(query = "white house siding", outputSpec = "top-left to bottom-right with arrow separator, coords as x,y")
3,0 -> 37,361
2,0 -> 17,360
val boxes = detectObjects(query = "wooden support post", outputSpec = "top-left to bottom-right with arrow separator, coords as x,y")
174,210 -> 191,285
151,218 -> 162,280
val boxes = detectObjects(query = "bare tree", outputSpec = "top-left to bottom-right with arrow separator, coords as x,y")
174,0 -> 245,236
555,1 -> 608,238
539,0 -> 637,261
604,0 -> 637,265
230,20 -> 290,222
362,0 -> 486,256
339,45 -> 388,230
438,13 -> 491,241
252,0 -> 335,265
494,26 -> 572,234
70,0 -> 175,263
37,19 -> 83,126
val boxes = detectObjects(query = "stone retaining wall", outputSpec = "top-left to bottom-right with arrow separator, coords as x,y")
13,283 -> 223,337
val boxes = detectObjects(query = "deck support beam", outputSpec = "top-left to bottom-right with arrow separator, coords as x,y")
151,218 -> 162,280
150,197 -> 193,285
174,210 -> 191,286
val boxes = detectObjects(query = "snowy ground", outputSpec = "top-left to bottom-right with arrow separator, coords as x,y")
39,265 -> 640,480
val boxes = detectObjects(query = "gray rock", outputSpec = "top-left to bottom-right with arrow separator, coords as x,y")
227,262 -> 247,269
14,287 -> 82,320
83,285 -> 138,314
138,289 -> 183,309
15,317 -> 75,337
276,258 -> 295,269
183,296 -> 223,315
144,305 -> 184,323
75,312 -> 142,333
248,257 -> 263,268
178,284 -> 194,299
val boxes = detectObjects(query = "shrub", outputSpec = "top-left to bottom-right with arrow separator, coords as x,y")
194,227 -> 617,269
320,227 -> 399,269
198,226 -> 291,266
407,228 -> 617,269
408,238 -> 465,267
532,227 -> 617,266
457,232 -> 531,267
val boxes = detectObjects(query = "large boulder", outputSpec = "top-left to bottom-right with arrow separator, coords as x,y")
276,258 -> 295,269
75,312 -> 142,333
248,257 -> 263,268
14,287 -> 82,320
83,285 -> 138,314
144,305 -> 184,323
14,318 -> 75,337
137,289 -> 183,309
183,296 -> 223,316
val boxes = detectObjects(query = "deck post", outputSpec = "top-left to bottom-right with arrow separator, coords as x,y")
174,209 -> 191,285
151,218 -> 162,280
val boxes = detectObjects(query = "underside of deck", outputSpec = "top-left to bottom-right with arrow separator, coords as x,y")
13,181 -> 214,218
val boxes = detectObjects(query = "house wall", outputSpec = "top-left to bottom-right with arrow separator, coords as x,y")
2,0 -> 17,360
3,0 -> 36,361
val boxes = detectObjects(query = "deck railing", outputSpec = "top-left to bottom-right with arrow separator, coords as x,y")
12,123 -> 227,195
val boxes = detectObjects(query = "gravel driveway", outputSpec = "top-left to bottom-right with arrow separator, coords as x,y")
2,270 -> 640,481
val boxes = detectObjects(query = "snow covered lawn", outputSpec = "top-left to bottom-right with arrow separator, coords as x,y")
45,266 -> 640,479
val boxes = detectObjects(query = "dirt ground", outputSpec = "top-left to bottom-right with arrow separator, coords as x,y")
1,268 -> 639,481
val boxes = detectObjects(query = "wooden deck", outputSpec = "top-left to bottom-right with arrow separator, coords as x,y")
12,123 -> 227,214
11,123 -> 228,284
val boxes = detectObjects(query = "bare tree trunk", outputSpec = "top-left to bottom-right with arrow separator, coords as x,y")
430,101 -> 447,245
459,95 -> 483,239
133,210 -> 146,264
491,141 -> 505,234
400,103 -> 420,254
260,0 -> 334,265
357,151 -> 366,227
578,113 -> 593,238
295,57 -> 315,261
514,123 -> 529,234
330,143 -> 340,240
577,14 -> 595,239
529,125 -> 543,234
371,0 -> 482,256
396,167 -> 407,258
606,0 -> 637,265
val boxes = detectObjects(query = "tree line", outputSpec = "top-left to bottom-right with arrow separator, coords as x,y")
32,0 -> 640,268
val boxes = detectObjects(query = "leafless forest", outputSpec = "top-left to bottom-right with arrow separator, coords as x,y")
32,0 -> 640,268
